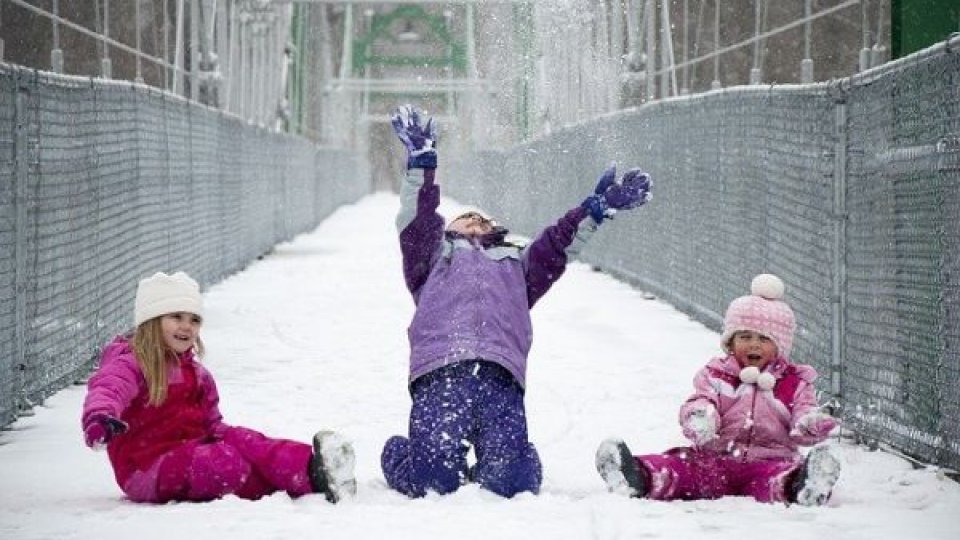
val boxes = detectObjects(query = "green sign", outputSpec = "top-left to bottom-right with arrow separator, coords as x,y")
892,0 -> 960,58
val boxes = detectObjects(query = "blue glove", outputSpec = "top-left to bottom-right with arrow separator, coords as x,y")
581,163 -> 652,223
391,104 -> 437,169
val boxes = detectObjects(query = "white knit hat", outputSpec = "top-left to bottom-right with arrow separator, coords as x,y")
134,271 -> 203,326
720,274 -> 796,359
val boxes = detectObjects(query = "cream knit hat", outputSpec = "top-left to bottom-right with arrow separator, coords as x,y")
720,274 -> 796,359
134,271 -> 203,326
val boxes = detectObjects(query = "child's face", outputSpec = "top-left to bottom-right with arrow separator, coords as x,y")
160,312 -> 202,354
447,211 -> 495,237
729,331 -> 778,369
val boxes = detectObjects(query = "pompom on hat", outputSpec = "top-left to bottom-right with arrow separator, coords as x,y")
720,274 -> 796,359
134,271 -> 203,327
739,365 -> 777,390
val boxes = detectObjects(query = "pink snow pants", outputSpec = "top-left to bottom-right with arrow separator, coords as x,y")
123,426 -> 315,503
636,447 -> 801,503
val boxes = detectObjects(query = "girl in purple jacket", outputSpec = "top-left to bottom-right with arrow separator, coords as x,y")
81,271 -> 356,503
596,274 -> 842,506
381,105 -> 652,498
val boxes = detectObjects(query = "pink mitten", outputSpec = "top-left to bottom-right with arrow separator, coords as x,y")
793,412 -> 838,437
83,415 -> 128,449
682,405 -> 718,445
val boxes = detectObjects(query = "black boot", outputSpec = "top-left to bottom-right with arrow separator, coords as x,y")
308,430 -> 357,503
787,445 -> 841,506
595,438 -> 647,498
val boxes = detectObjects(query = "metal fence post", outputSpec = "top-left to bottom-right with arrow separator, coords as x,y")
859,0 -> 872,71
190,0 -> 199,101
51,0 -> 63,73
13,72 -> 32,415
101,0 -> 112,79
831,97 -> 848,405
711,0 -> 720,90
135,0 -> 144,84
750,0 -> 765,84
1,6 -> 5,61
801,0 -> 814,83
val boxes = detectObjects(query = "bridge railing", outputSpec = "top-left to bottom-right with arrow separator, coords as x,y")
446,35 -> 960,473
0,63 -> 367,425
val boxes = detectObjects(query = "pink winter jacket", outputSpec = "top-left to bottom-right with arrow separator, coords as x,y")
81,336 -> 227,495
678,355 -> 830,460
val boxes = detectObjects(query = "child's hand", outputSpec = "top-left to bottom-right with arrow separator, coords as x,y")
83,414 -> 128,450
581,163 -> 652,223
391,105 -> 437,169
682,405 -> 718,446
792,411 -> 838,438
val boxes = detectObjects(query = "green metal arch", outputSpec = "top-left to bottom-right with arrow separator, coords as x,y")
351,5 -> 466,74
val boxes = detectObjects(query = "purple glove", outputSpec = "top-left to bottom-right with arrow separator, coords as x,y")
582,163 -> 652,223
83,414 -> 128,449
391,104 -> 437,169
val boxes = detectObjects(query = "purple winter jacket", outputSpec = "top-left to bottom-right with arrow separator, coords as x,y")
397,168 -> 597,388
678,354 -> 831,460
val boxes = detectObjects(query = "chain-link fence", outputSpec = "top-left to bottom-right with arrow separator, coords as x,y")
0,64 -> 367,426
446,36 -> 960,473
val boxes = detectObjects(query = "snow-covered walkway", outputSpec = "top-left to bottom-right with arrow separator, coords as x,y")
2,194 -> 957,540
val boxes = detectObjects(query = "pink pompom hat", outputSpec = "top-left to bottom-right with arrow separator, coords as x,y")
720,274 -> 796,359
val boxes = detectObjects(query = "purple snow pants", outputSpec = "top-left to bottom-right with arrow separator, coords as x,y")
125,426 -> 315,503
636,447 -> 801,503
381,361 -> 542,498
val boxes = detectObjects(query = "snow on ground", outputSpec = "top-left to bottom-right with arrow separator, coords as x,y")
1,193 -> 958,540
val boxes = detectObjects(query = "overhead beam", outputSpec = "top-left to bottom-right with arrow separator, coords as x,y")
364,113 -> 460,123
329,77 -> 491,93
276,1 -> 533,4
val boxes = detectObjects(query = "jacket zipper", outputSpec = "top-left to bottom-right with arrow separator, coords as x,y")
741,385 -> 759,461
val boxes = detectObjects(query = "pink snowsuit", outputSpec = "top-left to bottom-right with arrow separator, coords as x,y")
82,336 -> 315,503
634,354 -> 831,503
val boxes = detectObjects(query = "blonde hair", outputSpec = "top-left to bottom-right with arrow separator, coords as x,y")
132,317 -> 204,406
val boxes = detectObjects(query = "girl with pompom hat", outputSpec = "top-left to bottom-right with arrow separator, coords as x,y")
594,274 -> 842,506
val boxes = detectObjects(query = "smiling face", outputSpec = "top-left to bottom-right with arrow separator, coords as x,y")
447,211 -> 496,237
159,312 -> 202,354
729,330 -> 778,369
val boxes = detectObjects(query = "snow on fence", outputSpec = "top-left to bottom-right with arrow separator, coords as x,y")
0,64 -> 367,427
446,35 -> 960,474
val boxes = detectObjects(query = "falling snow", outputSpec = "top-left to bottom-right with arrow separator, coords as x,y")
1,194 -> 957,539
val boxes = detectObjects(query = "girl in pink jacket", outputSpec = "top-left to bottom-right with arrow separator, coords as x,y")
81,271 -> 356,503
595,274 -> 841,506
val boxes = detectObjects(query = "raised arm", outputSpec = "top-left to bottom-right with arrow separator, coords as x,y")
392,105 -> 444,296
522,206 -> 591,307
523,163 -> 652,306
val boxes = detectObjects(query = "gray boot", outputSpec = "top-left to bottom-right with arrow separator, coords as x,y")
595,438 -> 647,498
788,445 -> 841,506
309,430 -> 357,503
